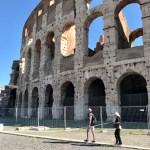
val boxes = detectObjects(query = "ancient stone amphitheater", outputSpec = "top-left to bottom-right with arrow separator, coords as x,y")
17,0 -> 150,121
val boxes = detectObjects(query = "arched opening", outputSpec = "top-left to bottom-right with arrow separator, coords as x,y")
88,79 -> 106,106
84,77 -> 106,120
27,48 -> 31,74
8,88 -> 16,108
46,32 -> 55,60
86,0 -> 103,10
49,0 -> 55,6
45,84 -> 53,119
24,89 -> 28,117
31,87 -> 39,118
20,52 -> 26,74
32,87 -> 39,108
44,32 -> 55,75
88,16 -> 104,57
83,12 -> 104,65
37,5 -> 43,31
120,74 -> 148,106
115,2 -> 143,49
61,81 -> 74,120
33,39 -> 41,79
61,22 -> 76,57
120,74 -> 148,122
16,66 -> 19,71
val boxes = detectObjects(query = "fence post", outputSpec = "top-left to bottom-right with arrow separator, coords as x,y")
15,107 -> 18,124
64,106 -> 66,130
37,108 -> 40,127
100,106 -> 103,132
148,105 -> 150,135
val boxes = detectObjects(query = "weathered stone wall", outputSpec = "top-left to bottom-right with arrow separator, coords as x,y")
17,0 -> 150,120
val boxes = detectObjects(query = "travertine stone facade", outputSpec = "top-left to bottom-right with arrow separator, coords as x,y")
17,0 -> 150,120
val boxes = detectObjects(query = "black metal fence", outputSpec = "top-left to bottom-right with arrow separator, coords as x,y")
0,106 -> 150,133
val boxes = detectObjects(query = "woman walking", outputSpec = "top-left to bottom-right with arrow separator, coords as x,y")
113,112 -> 122,145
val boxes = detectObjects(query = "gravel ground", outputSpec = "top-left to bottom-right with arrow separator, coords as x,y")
1,126 -> 150,149
0,133 -> 135,150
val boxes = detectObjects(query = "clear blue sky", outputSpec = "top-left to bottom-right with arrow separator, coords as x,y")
0,0 -> 142,87
0,0 -> 41,87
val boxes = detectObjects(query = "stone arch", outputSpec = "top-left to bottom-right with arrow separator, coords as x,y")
46,31 -> 55,60
114,1 -> 142,49
84,11 -> 104,57
32,87 -> 39,108
61,22 -> 76,57
21,52 -> 26,74
44,32 -> 55,75
44,84 -> 53,119
27,48 -> 32,74
129,28 -> 143,45
115,0 -> 141,16
118,73 -> 148,106
33,39 -> 41,79
117,72 -> 148,122
85,0 -> 103,10
84,77 -> 106,120
37,3 -> 44,31
84,11 -> 103,30
49,0 -> 55,6
8,88 -> 16,108
84,77 -> 106,106
45,84 -> 53,107
61,81 -> 75,120
16,66 -> 19,71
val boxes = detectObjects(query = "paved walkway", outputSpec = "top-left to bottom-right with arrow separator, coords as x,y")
1,126 -> 150,150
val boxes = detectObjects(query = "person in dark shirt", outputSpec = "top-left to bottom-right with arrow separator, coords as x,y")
84,108 -> 96,143
113,112 -> 122,145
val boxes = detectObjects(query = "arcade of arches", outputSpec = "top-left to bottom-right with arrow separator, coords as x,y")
17,0 -> 150,122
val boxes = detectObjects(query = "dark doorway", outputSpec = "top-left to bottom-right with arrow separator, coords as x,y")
120,74 -> 148,122
88,78 -> 106,121
8,88 -> 16,108
121,74 -> 148,106
31,87 -> 39,118
61,82 -> 74,120
45,84 -> 53,119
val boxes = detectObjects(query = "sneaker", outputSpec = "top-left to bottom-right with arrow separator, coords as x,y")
84,139 -> 88,142
91,140 -> 96,143
118,143 -> 122,145
115,142 -> 118,145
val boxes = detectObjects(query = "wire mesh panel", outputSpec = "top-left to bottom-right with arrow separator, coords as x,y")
15,108 -> 38,126
121,93 -> 148,106
0,108 -> 16,125
121,106 -> 147,122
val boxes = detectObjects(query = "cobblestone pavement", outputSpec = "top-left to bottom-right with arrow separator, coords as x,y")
0,133 -> 135,150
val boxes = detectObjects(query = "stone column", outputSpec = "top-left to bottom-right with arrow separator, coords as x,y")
74,77 -> 85,120
39,39 -> 47,78
105,67 -> 120,121
52,83 -> 62,119
38,83 -> 45,119
28,87 -> 32,118
74,0 -> 88,69
141,1 -> 150,59
103,11 -> 117,65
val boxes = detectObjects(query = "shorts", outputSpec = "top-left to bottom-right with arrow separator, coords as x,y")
87,126 -> 95,132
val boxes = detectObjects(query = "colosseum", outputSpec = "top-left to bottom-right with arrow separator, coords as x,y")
17,0 -> 150,121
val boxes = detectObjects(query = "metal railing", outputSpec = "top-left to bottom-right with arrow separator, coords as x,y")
0,105 -> 150,133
